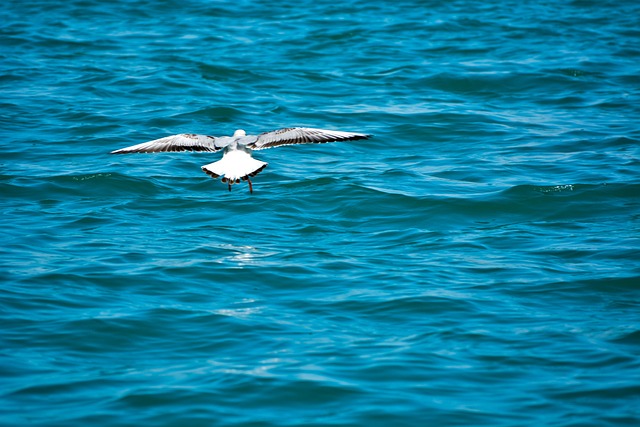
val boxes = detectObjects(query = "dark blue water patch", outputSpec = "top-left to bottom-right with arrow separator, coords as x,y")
611,329 -> 640,346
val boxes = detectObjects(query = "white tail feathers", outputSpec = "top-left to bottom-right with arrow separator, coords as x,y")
201,149 -> 267,183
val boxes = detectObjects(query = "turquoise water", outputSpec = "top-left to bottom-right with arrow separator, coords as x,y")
2,0 -> 640,425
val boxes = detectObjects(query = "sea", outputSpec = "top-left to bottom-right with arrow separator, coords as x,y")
1,0 -> 639,426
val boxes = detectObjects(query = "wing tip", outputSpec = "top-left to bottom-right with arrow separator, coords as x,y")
334,132 -> 372,142
354,133 -> 372,140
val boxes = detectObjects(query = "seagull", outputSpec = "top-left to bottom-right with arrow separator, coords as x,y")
111,127 -> 371,193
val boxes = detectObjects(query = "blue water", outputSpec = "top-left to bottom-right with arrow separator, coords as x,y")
2,0 -> 640,425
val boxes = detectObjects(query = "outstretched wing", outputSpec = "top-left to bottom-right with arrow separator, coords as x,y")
111,134 -> 228,154
247,127 -> 371,150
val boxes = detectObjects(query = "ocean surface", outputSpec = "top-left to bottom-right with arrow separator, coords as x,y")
1,0 -> 639,425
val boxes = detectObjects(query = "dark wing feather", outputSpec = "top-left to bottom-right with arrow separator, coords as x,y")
247,127 -> 371,150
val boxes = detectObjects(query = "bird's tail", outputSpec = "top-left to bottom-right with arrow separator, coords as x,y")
201,150 -> 267,184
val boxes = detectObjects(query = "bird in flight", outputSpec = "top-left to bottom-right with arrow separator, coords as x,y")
111,127 -> 371,193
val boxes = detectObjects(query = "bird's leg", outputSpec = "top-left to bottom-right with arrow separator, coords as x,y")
228,181 -> 232,192
247,176 -> 253,194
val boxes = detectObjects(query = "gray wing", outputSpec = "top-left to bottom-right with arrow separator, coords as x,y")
246,127 -> 371,150
110,134 -> 229,154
